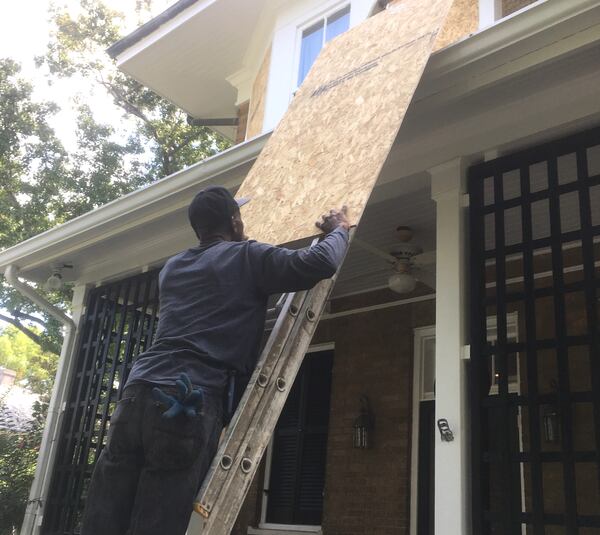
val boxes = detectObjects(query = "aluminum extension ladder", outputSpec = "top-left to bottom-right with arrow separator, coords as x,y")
193,234 -> 350,534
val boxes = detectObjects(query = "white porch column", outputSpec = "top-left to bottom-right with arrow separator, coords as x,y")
22,284 -> 89,535
430,158 -> 470,535
479,0 -> 502,28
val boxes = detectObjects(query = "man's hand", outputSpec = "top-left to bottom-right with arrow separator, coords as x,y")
316,206 -> 351,234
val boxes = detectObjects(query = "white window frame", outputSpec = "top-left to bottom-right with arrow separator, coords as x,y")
410,314 -> 521,535
292,2 -> 351,93
263,0 -> 377,133
410,325 -> 437,535
478,0 -> 503,28
252,342 -> 334,535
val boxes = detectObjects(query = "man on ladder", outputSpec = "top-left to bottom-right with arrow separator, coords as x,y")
81,185 -> 350,535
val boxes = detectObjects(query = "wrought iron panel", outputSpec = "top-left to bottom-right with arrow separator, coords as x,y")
469,127 -> 600,534
42,270 -> 160,535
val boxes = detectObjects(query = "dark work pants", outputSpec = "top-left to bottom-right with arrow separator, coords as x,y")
81,383 -> 223,535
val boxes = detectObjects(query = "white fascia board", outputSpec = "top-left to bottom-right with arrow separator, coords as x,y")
421,0 -> 600,98
0,133 -> 269,273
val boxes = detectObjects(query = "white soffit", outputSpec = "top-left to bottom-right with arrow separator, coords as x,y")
114,0 -> 270,120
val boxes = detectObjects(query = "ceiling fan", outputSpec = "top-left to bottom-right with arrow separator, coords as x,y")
347,226 -> 436,294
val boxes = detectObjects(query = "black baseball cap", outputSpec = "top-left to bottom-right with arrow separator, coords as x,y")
188,186 -> 250,236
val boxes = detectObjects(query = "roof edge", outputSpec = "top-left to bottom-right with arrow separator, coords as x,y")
107,0 -> 199,58
0,133 -> 269,272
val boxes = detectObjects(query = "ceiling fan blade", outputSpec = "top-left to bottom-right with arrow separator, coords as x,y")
353,238 -> 397,263
413,266 -> 436,290
338,267 -> 390,284
413,250 -> 436,267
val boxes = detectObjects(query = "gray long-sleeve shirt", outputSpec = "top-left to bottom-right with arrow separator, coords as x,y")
126,227 -> 349,392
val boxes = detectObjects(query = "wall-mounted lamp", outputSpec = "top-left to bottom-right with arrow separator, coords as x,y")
543,405 -> 560,444
353,396 -> 374,449
543,380 -> 560,444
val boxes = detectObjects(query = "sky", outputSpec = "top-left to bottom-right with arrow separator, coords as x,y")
0,0 -> 174,149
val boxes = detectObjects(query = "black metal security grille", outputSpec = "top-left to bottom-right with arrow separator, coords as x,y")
42,270 -> 160,535
469,127 -> 600,534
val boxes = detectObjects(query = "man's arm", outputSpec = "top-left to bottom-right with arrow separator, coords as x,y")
250,207 -> 351,295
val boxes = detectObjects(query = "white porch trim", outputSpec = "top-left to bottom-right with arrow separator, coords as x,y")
430,158 -> 470,535
478,0 -> 502,28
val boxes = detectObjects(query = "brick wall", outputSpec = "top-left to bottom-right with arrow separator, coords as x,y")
232,291 -> 435,534
502,0 -> 536,17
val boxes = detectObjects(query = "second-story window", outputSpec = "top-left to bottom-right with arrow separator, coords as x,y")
297,5 -> 350,86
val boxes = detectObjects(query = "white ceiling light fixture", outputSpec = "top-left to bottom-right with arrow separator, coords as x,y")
45,263 -> 73,291
387,226 -> 422,294
352,226 -> 436,295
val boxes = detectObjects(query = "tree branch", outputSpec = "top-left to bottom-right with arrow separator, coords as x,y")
0,313 -> 61,355
0,313 -> 44,346
172,128 -> 201,154
98,77 -> 173,175
12,311 -> 49,329
98,78 -> 161,142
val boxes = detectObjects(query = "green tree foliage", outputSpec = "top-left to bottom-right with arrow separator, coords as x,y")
0,325 -> 55,534
1,0 -> 231,359
0,326 -> 58,395
41,0 -> 231,180
0,399 -> 46,535
0,58 -> 70,355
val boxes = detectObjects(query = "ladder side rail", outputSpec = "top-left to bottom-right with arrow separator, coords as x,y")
195,290 -> 308,514
196,288 -> 311,516
196,275 -> 335,532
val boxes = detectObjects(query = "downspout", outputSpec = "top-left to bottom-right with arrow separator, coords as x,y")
4,265 -> 77,535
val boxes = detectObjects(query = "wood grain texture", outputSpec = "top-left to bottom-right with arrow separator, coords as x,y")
434,0 -> 478,51
246,45 -> 271,139
235,0 -> 455,245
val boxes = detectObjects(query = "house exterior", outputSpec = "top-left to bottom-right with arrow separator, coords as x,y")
1,1 -> 599,534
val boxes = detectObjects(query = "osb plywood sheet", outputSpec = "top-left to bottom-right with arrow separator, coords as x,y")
246,45 -> 271,139
434,0 -> 478,51
235,100 -> 249,144
235,0 -> 454,245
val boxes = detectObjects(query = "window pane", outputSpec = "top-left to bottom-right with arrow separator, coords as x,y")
298,21 -> 324,85
422,337 -> 435,399
325,6 -> 350,42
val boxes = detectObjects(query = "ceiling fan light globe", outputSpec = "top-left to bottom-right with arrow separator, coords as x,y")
388,272 -> 416,294
45,273 -> 63,291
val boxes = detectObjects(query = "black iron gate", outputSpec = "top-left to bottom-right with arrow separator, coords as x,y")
42,270 -> 160,535
469,127 -> 600,534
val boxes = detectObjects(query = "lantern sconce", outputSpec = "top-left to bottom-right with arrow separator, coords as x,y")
353,396 -> 374,449
543,380 -> 560,444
